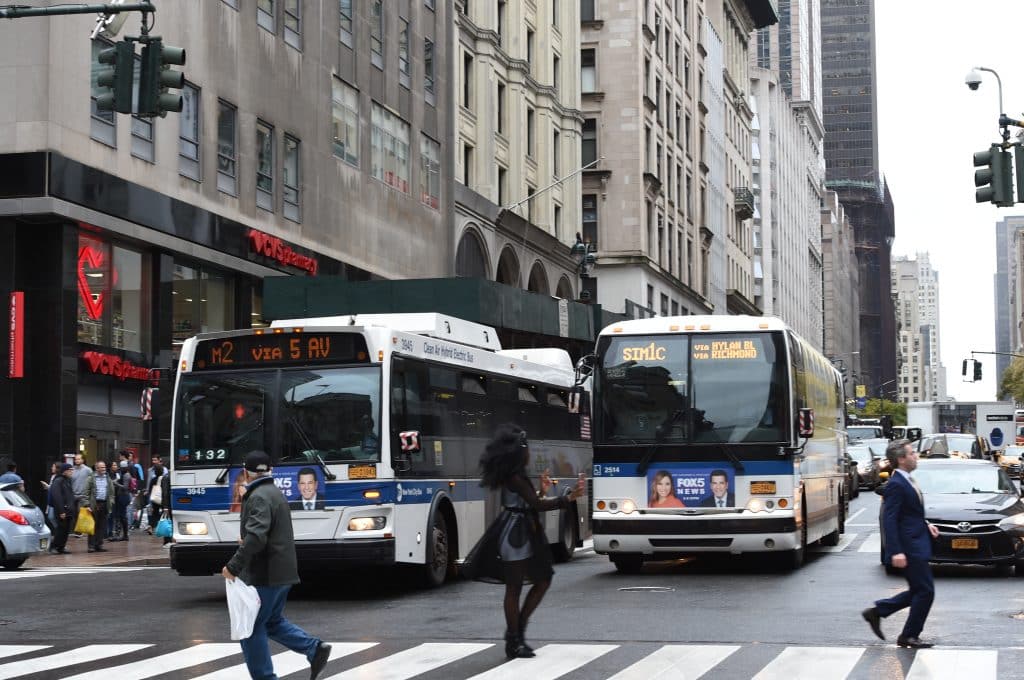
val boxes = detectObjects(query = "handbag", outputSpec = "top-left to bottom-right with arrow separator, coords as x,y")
74,507 -> 95,535
225,578 -> 261,640
149,476 -> 164,505
154,514 -> 173,538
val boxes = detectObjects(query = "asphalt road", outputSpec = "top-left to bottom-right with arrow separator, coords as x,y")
3,489 -> 1024,679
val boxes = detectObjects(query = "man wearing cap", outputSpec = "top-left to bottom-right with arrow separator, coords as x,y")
222,450 -> 332,680
49,463 -> 77,554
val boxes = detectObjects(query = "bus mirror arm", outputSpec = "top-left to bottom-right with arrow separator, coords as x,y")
314,452 -> 337,481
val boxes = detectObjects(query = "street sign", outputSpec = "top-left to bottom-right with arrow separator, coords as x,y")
856,397 -> 866,409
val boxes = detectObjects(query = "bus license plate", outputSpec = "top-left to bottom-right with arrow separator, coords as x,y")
750,481 -> 776,495
951,538 -> 978,550
348,464 -> 377,480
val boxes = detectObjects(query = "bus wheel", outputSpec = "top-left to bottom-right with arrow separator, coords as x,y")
821,496 -> 844,547
789,507 -> 807,569
611,554 -> 643,574
421,512 -> 451,588
551,506 -> 578,563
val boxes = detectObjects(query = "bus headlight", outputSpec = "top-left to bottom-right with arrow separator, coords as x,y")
178,522 -> 208,536
348,516 -> 386,531
621,499 -> 637,515
746,498 -> 765,513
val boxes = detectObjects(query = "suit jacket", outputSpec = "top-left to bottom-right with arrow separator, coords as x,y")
226,476 -> 299,586
50,476 -> 78,517
289,495 -> 325,511
882,471 -> 932,562
700,493 -> 735,508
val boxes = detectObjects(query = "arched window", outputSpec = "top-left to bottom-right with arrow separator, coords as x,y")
527,262 -> 549,294
455,228 -> 489,279
555,276 -> 574,300
496,247 -> 521,288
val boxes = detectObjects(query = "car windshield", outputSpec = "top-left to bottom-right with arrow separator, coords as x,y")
913,466 -> 1015,494
848,426 -> 883,441
849,447 -> 874,463
1,488 -> 35,508
1002,447 -> 1024,458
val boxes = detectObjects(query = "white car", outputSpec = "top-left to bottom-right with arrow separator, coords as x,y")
0,483 -> 51,569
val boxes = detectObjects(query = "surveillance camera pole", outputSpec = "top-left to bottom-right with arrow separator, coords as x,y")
972,66 -> 1012,142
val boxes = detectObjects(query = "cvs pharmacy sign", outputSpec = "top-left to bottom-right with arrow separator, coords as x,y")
247,229 -> 318,275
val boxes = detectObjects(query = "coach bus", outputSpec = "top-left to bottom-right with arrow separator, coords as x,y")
168,313 -> 592,586
589,315 -> 847,572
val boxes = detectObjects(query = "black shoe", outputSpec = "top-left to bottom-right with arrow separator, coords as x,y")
504,632 -> 535,659
58,549 -> 71,554
87,548 -> 96,553
862,607 -> 885,640
94,547 -> 108,552
897,636 -> 934,649
310,642 -> 331,680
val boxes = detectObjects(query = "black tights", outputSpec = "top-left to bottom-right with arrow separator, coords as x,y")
502,560 -> 550,637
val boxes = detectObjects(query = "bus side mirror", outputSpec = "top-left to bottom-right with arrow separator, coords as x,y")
798,408 -> 814,438
394,430 -> 420,472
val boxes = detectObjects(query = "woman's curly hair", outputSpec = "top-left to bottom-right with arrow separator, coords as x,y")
479,423 -> 528,489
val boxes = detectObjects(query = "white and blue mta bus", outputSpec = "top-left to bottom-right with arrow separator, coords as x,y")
168,314 -> 592,586
589,315 -> 847,572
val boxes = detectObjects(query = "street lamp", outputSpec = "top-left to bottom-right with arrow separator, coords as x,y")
570,233 -> 596,302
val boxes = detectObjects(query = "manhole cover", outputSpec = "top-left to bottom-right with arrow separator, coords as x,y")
617,586 -> 675,593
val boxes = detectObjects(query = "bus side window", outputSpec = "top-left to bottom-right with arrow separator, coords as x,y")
459,373 -> 492,436
490,378 -> 517,425
517,383 -> 543,436
545,388 -> 572,441
391,358 -> 427,462
429,366 -> 459,443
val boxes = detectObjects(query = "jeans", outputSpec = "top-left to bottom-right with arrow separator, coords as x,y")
240,584 -> 320,680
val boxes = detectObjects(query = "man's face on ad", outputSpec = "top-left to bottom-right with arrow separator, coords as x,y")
711,475 -> 728,499
298,474 -> 317,500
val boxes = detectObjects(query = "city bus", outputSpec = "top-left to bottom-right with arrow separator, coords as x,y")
589,315 -> 847,572
168,313 -> 592,586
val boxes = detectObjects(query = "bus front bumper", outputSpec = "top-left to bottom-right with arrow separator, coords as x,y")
592,516 -> 800,555
170,538 -> 396,576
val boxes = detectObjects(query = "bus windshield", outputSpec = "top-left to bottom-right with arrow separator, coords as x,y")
597,331 -> 788,445
175,366 -> 382,467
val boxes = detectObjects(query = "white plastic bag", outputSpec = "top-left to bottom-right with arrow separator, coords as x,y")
226,578 -> 261,640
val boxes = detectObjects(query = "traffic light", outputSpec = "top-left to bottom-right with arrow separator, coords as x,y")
137,39 -> 186,117
962,359 -> 969,377
974,360 -> 983,382
974,143 -> 1015,207
95,40 -> 134,114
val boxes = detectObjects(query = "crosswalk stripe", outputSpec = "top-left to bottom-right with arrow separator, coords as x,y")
191,642 -> 377,680
62,643 -> 239,680
0,567 -> 150,581
606,644 -> 740,679
323,642 -> 492,680
859,532 -> 881,553
0,644 -> 151,680
0,646 -> 49,661
905,649 -> 998,679
752,646 -> 864,680
468,643 -> 617,680
812,532 -> 858,553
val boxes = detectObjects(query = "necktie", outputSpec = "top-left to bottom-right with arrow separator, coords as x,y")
908,475 -> 924,505
305,501 -> 312,511
717,499 -> 724,508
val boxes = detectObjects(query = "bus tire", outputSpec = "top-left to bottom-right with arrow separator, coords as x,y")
611,554 -> 643,574
789,505 -> 807,569
821,494 -> 844,547
421,511 -> 451,588
550,506 -> 578,563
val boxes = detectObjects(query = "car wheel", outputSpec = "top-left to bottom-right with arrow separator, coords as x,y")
550,505 -> 578,563
1,558 -> 25,570
611,554 -> 643,574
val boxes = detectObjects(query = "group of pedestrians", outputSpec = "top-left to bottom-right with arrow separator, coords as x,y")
40,452 -> 172,554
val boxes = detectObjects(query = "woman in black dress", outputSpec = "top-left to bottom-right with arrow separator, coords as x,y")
473,423 -> 584,659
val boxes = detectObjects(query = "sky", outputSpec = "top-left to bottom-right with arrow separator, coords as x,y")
873,1 -> 1019,402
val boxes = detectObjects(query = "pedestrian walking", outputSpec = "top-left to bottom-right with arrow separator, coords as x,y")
48,463 -> 77,554
222,450 -> 331,680
862,439 -> 940,648
41,462 -> 59,531
87,461 -> 113,553
109,461 -> 132,542
464,424 -> 585,659
70,454 -> 93,535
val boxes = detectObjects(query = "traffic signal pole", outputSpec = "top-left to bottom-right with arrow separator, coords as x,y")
0,2 -> 154,19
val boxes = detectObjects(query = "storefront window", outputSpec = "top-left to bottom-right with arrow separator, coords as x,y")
173,262 -> 237,353
202,270 -> 235,332
172,264 -> 199,348
77,234 -> 148,351
112,247 -> 146,351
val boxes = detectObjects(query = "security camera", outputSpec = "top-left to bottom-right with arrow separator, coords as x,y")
965,68 -> 983,91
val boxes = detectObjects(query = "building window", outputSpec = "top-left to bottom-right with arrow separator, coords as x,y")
173,264 -> 235,353
463,53 -> 473,110
130,114 -> 154,163
526,28 -> 534,71
339,0 -> 353,45
582,194 -> 597,248
581,48 -> 596,92
526,185 -> 535,223
420,134 -> 441,209
552,55 -> 560,93
217,100 -> 237,195
424,39 -> 436,105
284,0 -> 301,49
283,135 -> 301,221
256,121 -> 275,211
371,102 -> 410,192
498,166 -> 507,206
526,108 -> 535,158
497,0 -> 506,46
463,144 -> 473,185
257,0 -> 275,32
179,83 -> 200,180
332,77 -> 359,166
497,82 -> 506,134
581,0 -> 595,22
399,18 -> 411,88
77,234 -> 149,353
370,0 -> 384,68
552,0 -> 558,27
554,204 -> 562,240
552,129 -> 560,178
582,118 -> 597,165
89,40 -> 116,146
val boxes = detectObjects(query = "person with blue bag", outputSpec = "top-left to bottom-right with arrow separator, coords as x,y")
148,463 -> 173,546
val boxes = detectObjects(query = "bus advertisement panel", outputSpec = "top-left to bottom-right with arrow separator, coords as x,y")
169,314 -> 592,587
590,315 -> 847,572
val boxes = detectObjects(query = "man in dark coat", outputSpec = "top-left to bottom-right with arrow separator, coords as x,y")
222,451 -> 331,680
48,463 -> 77,554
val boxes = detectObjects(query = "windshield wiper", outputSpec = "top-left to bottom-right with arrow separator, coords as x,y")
288,417 -> 337,481
723,447 -> 746,475
214,417 -> 264,484
637,410 -> 686,476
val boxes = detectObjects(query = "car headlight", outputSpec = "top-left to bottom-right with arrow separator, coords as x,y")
348,516 -> 387,531
178,522 -> 208,536
998,513 -> 1024,530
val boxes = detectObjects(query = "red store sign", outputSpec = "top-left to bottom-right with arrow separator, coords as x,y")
248,229 -> 319,276
81,351 -> 153,382
9,292 -> 24,379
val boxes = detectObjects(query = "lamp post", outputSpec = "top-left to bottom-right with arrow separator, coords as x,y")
965,66 -> 1016,143
570,233 -> 596,303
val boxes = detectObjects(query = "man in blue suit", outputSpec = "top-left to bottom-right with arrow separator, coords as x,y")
862,439 -> 939,648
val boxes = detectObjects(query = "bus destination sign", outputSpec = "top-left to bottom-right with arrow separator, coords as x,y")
692,339 -> 759,361
192,333 -> 369,370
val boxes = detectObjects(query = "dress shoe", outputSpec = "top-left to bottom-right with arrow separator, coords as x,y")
862,607 -> 885,640
897,636 -> 934,649
310,642 -> 331,680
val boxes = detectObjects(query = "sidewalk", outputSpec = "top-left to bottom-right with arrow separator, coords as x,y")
31,531 -> 172,568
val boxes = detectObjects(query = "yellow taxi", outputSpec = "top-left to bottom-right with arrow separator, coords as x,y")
997,445 -> 1024,479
